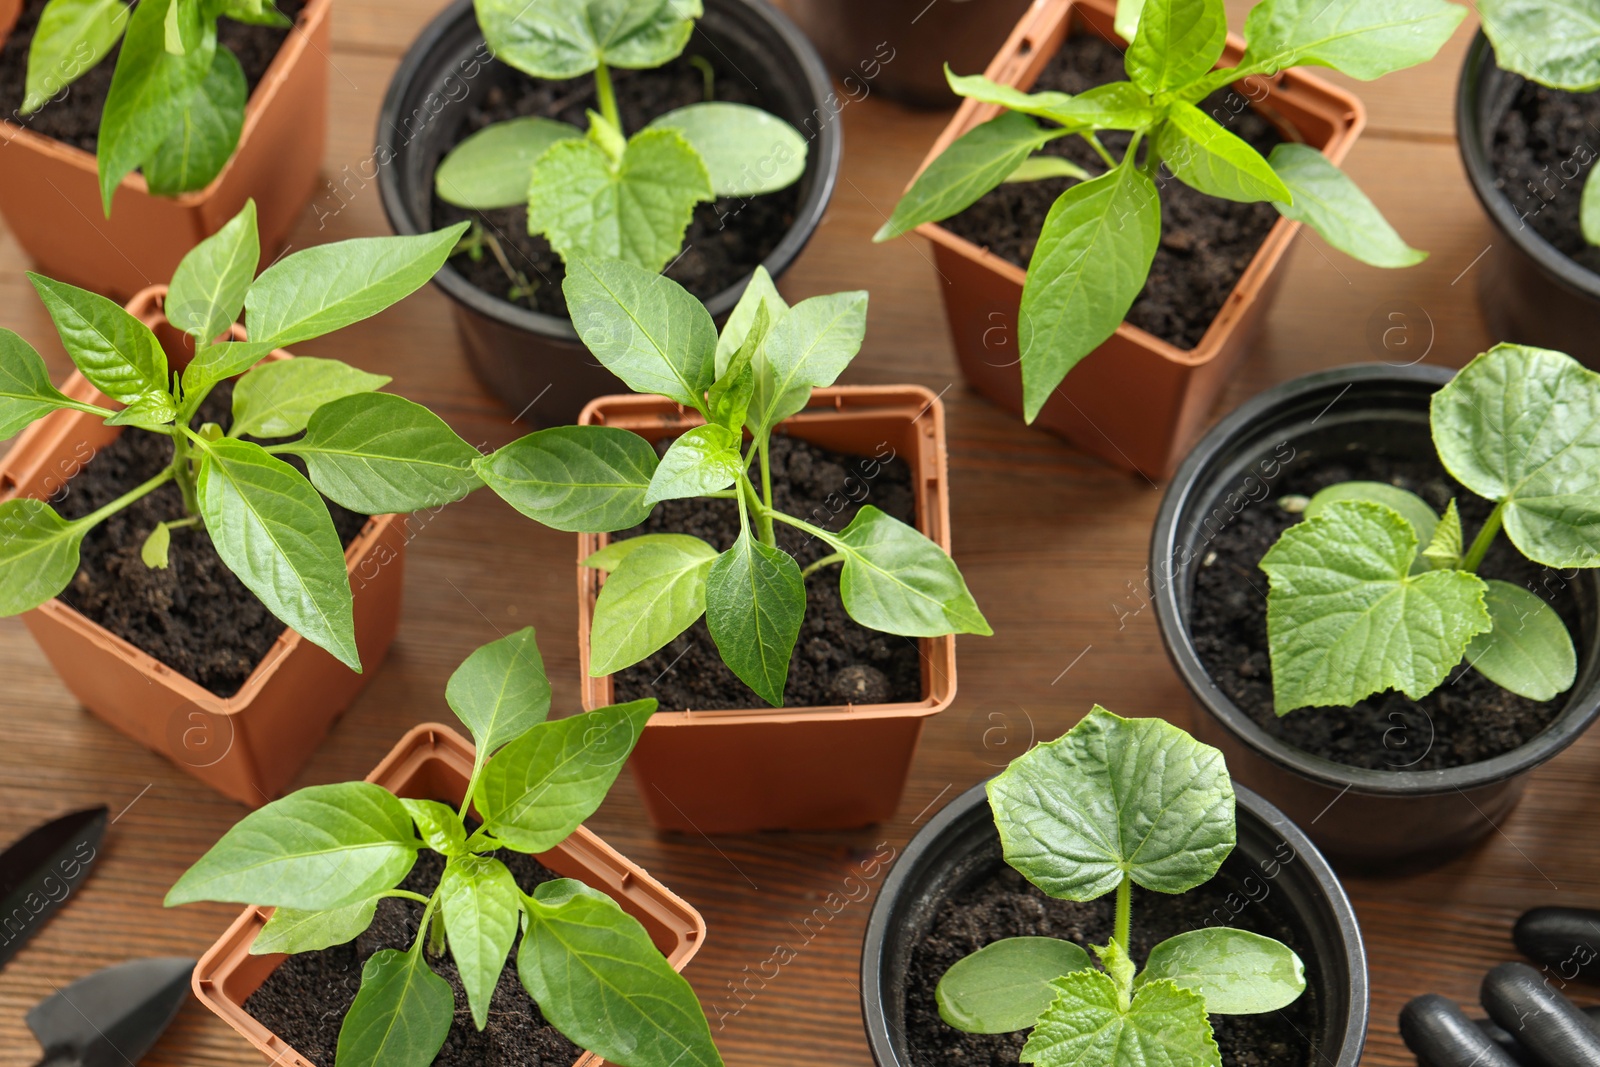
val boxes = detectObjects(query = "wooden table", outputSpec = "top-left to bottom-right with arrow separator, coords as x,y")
0,2 -> 1581,1065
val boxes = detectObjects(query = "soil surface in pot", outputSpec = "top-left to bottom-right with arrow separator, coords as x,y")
610,434 -> 923,711
0,0 -> 306,153
1489,77 -> 1600,274
906,852 -> 1318,1066
1191,449 -> 1578,770
245,845 -> 584,1066
55,381 -> 367,699
429,35 -> 801,317
940,33 -> 1285,351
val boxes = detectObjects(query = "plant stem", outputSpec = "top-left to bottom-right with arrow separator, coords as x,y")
1462,501 -> 1505,573
1114,877 -> 1131,950
168,428 -> 201,517
766,507 -> 840,547
759,437 -> 774,511
1084,133 -> 1118,170
388,889 -> 432,905
740,475 -> 775,547
74,468 -> 175,531
411,893 -> 440,954
800,552 -> 843,579
594,61 -> 621,132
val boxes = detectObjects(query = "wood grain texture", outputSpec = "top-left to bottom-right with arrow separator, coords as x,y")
0,2 -> 1582,1066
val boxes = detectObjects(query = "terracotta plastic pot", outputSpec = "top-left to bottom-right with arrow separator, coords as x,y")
0,286 -> 406,808
782,0 -> 1032,109
193,722 -> 708,1067
376,0 -> 842,428
1458,33 -> 1600,365
0,0 -> 19,42
0,0 -> 330,301
861,780 -> 1368,1066
1150,364 -> 1600,872
578,385 -> 957,834
911,0 -> 1365,479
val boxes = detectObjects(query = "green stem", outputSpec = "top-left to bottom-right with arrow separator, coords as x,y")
766,507 -> 840,547
411,893 -> 440,954
168,429 -> 201,517
387,889 -> 432,905
74,469 -> 175,531
740,475 -> 775,547
1462,501 -> 1505,573
759,437 -> 774,511
1084,132 -> 1119,170
1114,877 -> 1131,950
800,552 -> 843,579
594,61 -> 621,132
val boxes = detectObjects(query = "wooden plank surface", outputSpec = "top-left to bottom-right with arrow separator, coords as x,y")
0,2 -> 1587,1065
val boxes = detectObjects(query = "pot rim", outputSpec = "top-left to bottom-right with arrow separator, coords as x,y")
375,0 -> 842,343
1456,32 -> 1600,304
1151,361 -> 1600,797
859,779 -> 1369,1067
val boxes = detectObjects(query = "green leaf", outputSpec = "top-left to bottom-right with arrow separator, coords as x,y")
1116,0 -> 1146,40
987,706 -> 1234,899
936,937 -> 1094,1034
583,531 -> 710,571
0,329 -> 76,439
642,426 -> 740,506
1126,0 -> 1227,94
943,68 -> 1075,117
1019,164 -> 1160,422
167,199 -> 259,344
715,266 -> 787,374
1136,928 -> 1306,1014
22,0 -> 128,114
1268,143 -> 1426,267
140,520 -> 171,569
165,781 -> 419,909
96,0 -> 215,213
103,391 -> 178,430
335,947 -> 453,1067
519,878 -> 723,1067
1020,971 -> 1221,1067
1260,500 -> 1491,712
475,425 -> 659,533
163,0 -> 199,54
1304,480 -> 1438,547
475,0 -> 701,79
647,101 -> 807,197
476,699 -> 657,852
400,798 -> 467,856
1424,499 -> 1464,569
1432,344 -> 1600,567
874,112 -> 1056,242
435,117 -> 584,210
0,499 -> 84,614
182,340 -> 279,400
196,436 -> 360,670
704,529 -> 805,706
1586,168 -> 1600,246
528,128 -> 713,273
707,324 -> 756,432
446,627 -> 552,759
230,357 -> 390,439
1156,102 -> 1292,204
1478,0 -> 1600,92
1006,156 -> 1093,183
588,535 -> 717,674
562,255 -> 717,411
244,225 -> 469,349
28,273 -> 169,405
750,289 -> 868,433
140,46 -> 245,197
250,897 -> 381,954
943,72 -> 1160,132
222,0 -> 289,25
439,855 -> 522,1030
827,506 -> 991,638
1466,579 -> 1577,701
1237,0 -> 1467,81
288,393 -> 483,513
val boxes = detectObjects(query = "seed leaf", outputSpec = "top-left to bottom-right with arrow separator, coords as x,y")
291,392 -> 483,513
446,626 -> 552,759
1268,143 -> 1426,267
1020,971 -> 1221,1067
648,102 -> 807,197
874,112 -> 1056,241
167,199 -> 259,344
435,117 -> 583,210
1466,579 -> 1576,701
1238,0 -> 1466,81
22,0 -> 128,114
704,529 -> 804,706
1478,0 -> 1600,92
140,45 -> 245,196
936,937 -> 1095,1034
28,274 -> 168,405
230,357 -> 390,439
645,424 -> 744,504
250,897 -> 382,954
0,499 -> 84,614
1304,480 -> 1438,547
440,855 -> 522,1029
335,947 -> 453,1067
1135,928 -> 1306,1014
1126,0 -> 1227,94
587,535 -> 717,674
1156,102 -> 1291,204
829,506 -> 992,637
0,329 -> 75,439
475,425 -> 659,533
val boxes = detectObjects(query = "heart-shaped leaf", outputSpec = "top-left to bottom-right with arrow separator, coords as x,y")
1020,971 -> 1221,1067
475,0 -> 701,80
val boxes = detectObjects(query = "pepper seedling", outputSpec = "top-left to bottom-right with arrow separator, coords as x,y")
167,628 -> 723,1067
471,256 -> 991,707
1261,344 -> 1600,714
874,0 -> 1465,422
436,0 -> 807,285
21,0 -> 292,212
0,199 -> 481,671
937,707 -> 1305,1066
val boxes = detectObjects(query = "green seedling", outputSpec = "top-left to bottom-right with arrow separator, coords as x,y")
0,200 -> 480,671
471,256 -> 992,706
167,628 -> 724,1067
1262,344 -> 1600,714
937,707 -> 1305,1066
875,0 -> 1465,421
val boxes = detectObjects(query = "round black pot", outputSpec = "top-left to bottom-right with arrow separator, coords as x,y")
1151,363 -> 1600,872
1458,32 -> 1600,365
861,781 -> 1367,1067
376,0 -> 841,426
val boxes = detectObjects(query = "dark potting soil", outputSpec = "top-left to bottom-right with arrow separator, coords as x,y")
1190,450 -> 1579,771
1488,76 -> 1600,274
428,41 -> 802,316
244,846 -> 584,1067
940,33 -> 1286,351
906,852 -> 1317,1067
54,381 -> 367,699
610,434 -> 923,711
0,0 -> 306,153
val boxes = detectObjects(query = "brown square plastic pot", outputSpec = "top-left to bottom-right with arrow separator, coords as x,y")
914,0 -> 1366,479
577,385 -> 958,834
192,722 -> 709,1067
0,286 -> 406,807
0,0 -> 330,301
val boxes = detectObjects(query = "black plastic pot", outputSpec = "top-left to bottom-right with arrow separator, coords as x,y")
376,0 -> 840,426
1151,363 -> 1600,872
861,781 -> 1368,1067
1458,33 -> 1600,366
